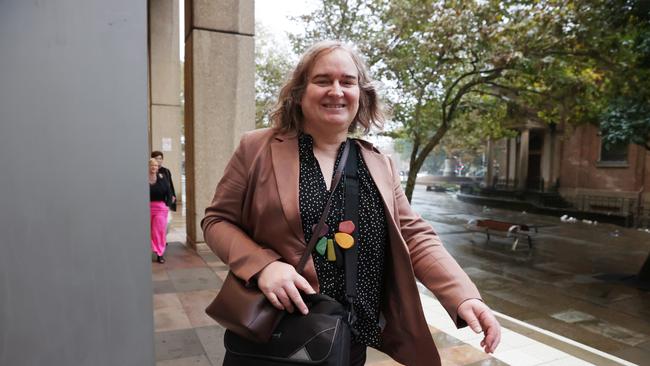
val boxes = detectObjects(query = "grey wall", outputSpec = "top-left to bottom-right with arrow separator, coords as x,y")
0,1 -> 154,365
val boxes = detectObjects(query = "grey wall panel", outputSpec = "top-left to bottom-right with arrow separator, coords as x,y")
0,1 -> 154,365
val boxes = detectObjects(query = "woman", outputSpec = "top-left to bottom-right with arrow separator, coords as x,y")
149,158 -> 172,263
202,41 -> 500,365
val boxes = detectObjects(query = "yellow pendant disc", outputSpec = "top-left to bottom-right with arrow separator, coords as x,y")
334,232 -> 354,249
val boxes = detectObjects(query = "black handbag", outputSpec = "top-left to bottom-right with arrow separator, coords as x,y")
223,294 -> 352,365
222,141 -> 361,366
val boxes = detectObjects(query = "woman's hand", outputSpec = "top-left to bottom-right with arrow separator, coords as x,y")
457,299 -> 501,354
257,261 -> 316,315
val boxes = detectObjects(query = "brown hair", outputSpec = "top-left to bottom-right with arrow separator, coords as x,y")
270,40 -> 384,135
151,151 -> 163,159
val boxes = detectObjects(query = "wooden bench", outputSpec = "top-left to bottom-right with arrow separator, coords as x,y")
465,219 -> 538,250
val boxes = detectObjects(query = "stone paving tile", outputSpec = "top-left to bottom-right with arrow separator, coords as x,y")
611,345 -> 650,365
153,280 -> 177,294
167,267 -> 222,292
479,292 -> 546,321
154,305 -> 193,332
432,331 -> 467,349
154,293 -> 184,310
484,288 -> 578,315
638,339 -> 650,352
195,325 -> 226,366
154,293 -> 194,332
365,348 -> 402,365
152,264 -> 170,281
551,309 -> 597,323
156,355 -> 212,366
438,344 -> 491,365
177,289 -> 219,328
465,358 -> 509,366
537,358 -> 595,366
155,328 -> 205,362
579,320 -> 648,347
525,317 -> 629,353
163,244 -> 210,270
196,251 -> 223,266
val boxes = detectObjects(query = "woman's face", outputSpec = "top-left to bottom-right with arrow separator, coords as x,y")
149,161 -> 159,174
300,49 -> 360,134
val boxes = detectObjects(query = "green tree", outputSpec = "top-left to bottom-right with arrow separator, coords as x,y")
293,0 -> 547,201
255,24 -> 293,128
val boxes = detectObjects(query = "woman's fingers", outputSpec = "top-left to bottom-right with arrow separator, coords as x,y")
285,282 -> 309,315
457,299 -> 502,354
265,291 -> 284,311
257,261 -> 314,314
275,288 -> 295,313
295,274 -> 316,295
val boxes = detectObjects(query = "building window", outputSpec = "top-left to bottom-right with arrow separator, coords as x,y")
599,140 -> 628,165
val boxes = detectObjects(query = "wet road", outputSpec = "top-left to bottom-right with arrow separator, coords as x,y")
410,186 -> 650,365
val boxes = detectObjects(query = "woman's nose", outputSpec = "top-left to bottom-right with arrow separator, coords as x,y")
328,82 -> 344,97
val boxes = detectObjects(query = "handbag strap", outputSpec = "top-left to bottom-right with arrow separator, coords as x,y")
296,139 -> 351,274
343,142 -> 359,307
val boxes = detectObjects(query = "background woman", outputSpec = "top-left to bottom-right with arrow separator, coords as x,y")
202,41 -> 500,366
149,158 -> 171,263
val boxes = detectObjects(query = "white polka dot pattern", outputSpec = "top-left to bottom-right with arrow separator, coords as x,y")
298,134 -> 387,348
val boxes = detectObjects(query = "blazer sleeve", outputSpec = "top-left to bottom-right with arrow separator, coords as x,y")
388,156 -> 482,328
201,133 -> 282,284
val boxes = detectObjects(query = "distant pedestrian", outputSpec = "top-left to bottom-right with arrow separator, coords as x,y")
151,151 -> 177,211
149,158 -> 172,263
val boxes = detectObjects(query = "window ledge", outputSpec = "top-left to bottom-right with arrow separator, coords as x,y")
596,161 -> 629,168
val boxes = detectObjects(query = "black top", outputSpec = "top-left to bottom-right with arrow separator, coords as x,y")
298,134 -> 388,348
149,174 -> 172,203
158,166 -> 177,211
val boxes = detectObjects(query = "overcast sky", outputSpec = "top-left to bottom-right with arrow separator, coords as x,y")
179,1 -> 318,60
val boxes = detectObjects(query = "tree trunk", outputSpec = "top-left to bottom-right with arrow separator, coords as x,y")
404,154 -> 428,203
639,252 -> 650,282
404,169 -> 418,203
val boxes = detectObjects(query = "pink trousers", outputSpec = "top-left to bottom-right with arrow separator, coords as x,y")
150,201 -> 169,256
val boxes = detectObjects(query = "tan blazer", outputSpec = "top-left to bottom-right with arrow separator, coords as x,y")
202,128 -> 481,366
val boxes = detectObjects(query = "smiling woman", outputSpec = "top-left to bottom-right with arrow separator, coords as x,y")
201,40 -> 501,366
271,41 -> 383,136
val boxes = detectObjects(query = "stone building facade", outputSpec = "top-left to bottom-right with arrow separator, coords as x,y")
489,122 -> 650,226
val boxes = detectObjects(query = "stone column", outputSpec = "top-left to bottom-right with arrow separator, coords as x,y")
184,0 -> 255,248
485,139 -> 494,187
517,129 -> 530,191
149,0 -> 183,201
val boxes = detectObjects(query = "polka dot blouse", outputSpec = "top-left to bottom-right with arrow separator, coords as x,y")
298,133 -> 388,348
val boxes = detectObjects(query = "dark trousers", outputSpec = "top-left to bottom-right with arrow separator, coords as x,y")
350,342 -> 367,366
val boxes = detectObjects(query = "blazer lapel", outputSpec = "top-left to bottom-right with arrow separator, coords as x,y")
270,135 -> 306,244
359,143 -> 396,219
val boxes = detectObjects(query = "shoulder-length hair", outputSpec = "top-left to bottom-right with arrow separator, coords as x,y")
270,40 -> 384,135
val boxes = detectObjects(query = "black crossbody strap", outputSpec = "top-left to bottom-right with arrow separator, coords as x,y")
296,139 -> 351,275
343,142 -> 359,305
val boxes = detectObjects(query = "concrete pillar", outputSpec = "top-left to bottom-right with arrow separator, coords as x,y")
149,0 -> 183,202
485,139 -> 494,187
0,1 -> 153,365
508,138 -> 517,187
443,158 -> 458,177
541,129 -> 552,190
184,0 -> 255,248
517,129 -> 530,190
